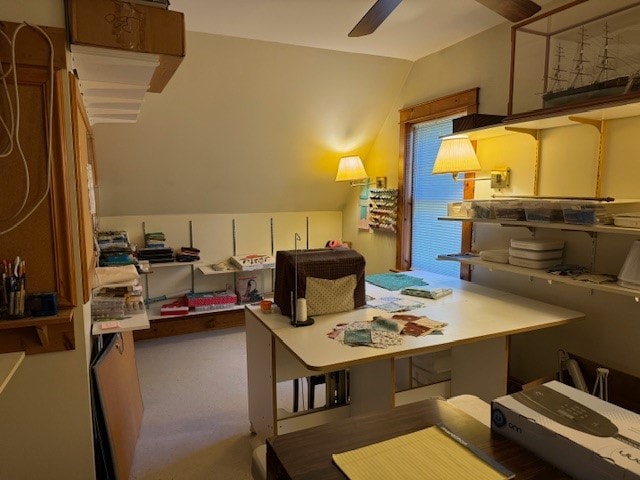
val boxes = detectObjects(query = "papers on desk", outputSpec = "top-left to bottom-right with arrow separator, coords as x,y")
332,424 -> 514,480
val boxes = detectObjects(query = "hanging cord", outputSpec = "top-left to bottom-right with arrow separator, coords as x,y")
0,22 -> 54,235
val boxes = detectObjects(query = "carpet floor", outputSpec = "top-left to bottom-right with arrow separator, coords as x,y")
129,327 -> 258,480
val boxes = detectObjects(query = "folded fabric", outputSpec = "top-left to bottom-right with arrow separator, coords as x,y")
92,265 -> 139,288
401,286 -> 453,299
366,273 -> 428,291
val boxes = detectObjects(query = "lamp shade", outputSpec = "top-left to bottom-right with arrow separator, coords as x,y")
335,156 -> 368,182
432,135 -> 481,175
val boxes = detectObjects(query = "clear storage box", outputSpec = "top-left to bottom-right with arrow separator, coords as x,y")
493,200 -> 526,221
523,201 -> 564,222
470,200 -> 495,219
561,200 -> 640,225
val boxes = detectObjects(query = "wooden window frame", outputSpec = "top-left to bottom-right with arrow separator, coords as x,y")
396,88 -> 478,279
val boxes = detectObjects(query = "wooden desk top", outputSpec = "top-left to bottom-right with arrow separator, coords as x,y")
247,270 -> 585,371
266,398 -> 571,480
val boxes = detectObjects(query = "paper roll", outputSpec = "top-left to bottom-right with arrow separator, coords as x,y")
296,298 -> 307,322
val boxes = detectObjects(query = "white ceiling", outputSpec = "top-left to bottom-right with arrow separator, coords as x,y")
170,0 -> 532,61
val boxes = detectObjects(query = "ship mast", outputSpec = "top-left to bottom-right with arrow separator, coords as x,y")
569,26 -> 591,89
547,44 -> 567,93
593,23 -> 616,84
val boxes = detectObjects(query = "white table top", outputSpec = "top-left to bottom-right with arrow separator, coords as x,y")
0,351 -> 25,395
246,270 -> 585,371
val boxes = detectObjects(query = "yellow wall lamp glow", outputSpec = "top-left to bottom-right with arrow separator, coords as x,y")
432,135 -> 510,189
335,155 -> 387,188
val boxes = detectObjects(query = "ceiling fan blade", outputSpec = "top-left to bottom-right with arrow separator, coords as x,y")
475,0 -> 541,22
349,0 -> 403,37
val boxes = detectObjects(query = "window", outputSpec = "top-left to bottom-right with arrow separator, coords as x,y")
396,89 -> 478,277
409,116 -> 463,276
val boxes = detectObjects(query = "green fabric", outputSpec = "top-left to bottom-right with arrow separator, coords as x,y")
343,329 -> 373,345
371,317 -> 401,333
365,273 -> 427,291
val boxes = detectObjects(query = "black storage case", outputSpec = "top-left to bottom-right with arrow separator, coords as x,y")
274,248 -> 366,317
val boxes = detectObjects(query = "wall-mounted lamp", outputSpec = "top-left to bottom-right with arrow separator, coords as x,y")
335,155 -> 387,188
432,135 -> 510,189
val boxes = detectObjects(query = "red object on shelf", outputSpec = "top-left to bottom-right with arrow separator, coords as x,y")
185,291 -> 237,307
160,297 -> 189,316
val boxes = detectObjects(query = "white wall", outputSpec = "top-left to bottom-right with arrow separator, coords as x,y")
0,1 -> 95,479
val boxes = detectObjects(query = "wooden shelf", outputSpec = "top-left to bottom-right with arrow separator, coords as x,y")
458,95 -> 640,141
0,308 -> 74,348
438,217 -> 640,236
198,264 -> 275,276
437,254 -> 640,301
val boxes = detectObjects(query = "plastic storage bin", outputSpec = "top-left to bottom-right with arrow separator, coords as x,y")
470,200 -> 495,219
493,200 -> 526,221
523,200 -> 564,222
561,201 -> 640,225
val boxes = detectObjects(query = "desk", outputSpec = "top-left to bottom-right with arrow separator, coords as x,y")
266,398 -> 571,479
246,270 -> 585,439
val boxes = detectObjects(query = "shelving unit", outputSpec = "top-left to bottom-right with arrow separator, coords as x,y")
438,254 -> 640,301
438,217 -> 640,237
437,215 -> 640,301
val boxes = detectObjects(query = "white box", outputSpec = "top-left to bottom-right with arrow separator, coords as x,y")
491,381 -> 640,480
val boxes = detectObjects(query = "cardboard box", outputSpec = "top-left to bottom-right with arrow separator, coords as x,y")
491,380 -> 640,480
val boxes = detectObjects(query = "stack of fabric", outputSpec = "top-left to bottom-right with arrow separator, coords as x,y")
176,246 -> 200,262
97,230 -> 135,266
144,231 -> 167,248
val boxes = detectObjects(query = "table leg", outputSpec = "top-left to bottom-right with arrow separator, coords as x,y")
451,336 -> 508,402
349,358 -> 395,416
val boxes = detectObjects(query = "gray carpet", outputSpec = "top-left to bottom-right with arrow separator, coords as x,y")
129,327 -> 258,480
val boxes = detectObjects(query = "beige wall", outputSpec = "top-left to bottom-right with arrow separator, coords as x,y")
93,32 -> 411,216
0,1 -> 95,479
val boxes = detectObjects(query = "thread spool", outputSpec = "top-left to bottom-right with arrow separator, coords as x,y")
296,298 -> 307,322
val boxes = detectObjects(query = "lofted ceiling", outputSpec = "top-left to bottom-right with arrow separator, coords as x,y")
169,0 -> 554,61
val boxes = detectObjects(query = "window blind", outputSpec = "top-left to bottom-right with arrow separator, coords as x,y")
410,116 -> 463,277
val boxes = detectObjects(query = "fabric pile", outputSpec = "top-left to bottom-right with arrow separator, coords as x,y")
328,314 -> 447,349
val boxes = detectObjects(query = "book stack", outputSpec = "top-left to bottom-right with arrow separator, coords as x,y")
509,238 -> 564,269
185,291 -> 238,312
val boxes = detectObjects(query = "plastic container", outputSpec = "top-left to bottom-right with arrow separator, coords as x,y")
480,249 -> 509,263
523,200 -> 564,222
510,238 -> 565,251
509,247 -> 563,260
613,212 -> 640,229
561,200 -> 640,225
617,240 -> 640,289
470,200 -> 495,219
508,257 -> 560,269
493,200 -> 526,221
562,201 -> 609,225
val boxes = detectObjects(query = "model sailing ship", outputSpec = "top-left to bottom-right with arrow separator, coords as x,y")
543,25 -> 640,108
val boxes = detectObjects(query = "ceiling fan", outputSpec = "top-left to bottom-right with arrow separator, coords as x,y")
348,0 -> 542,37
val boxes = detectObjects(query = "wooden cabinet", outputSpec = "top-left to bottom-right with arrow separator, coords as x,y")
65,0 -> 185,94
